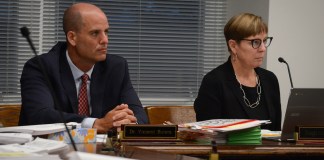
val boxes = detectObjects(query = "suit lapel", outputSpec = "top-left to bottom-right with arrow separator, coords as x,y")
59,50 -> 78,113
90,61 -> 107,117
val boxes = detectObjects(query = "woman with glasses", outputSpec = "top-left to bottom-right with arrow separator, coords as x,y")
194,13 -> 281,131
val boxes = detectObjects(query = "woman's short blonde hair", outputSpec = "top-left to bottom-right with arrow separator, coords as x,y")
224,13 -> 268,52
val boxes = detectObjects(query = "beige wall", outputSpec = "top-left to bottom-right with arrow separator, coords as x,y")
267,0 -> 324,126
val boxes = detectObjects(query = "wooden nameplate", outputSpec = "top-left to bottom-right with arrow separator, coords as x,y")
120,124 -> 180,142
295,126 -> 324,144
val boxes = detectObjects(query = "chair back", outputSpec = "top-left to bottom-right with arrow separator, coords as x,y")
145,106 -> 196,125
0,104 -> 21,127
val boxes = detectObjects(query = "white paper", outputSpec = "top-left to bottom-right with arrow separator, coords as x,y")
0,133 -> 33,144
25,137 -> 69,154
96,134 -> 107,143
0,152 -> 61,160
66,151 -> 136,160
181,119 -> 270,132
0,123 -> 66,136
0,144 -> 47,154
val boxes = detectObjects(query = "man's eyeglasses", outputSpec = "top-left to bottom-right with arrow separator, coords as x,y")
240,37 -> 273,49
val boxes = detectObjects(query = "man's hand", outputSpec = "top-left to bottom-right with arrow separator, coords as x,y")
93,104 -> 137,133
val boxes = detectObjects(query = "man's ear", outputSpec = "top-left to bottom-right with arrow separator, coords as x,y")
228,39 -> 237,53
67,31 -> 76,46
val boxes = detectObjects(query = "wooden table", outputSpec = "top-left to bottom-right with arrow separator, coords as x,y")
118,139 -> 324,159
74,142 -> 204,160
74,139 -> 324,160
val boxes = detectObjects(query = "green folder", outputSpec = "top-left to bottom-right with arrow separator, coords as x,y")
226,126 -> 262,145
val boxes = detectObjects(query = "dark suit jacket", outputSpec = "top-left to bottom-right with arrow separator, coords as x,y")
19,42 -> 148,125
194,57 -> 281,131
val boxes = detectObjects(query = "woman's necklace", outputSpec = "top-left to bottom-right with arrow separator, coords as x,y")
235,74 -> 262,108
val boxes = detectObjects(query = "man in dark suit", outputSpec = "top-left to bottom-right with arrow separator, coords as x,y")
19,3 -> 148,133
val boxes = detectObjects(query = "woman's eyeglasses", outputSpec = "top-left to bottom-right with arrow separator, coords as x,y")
240,37 -> 273,49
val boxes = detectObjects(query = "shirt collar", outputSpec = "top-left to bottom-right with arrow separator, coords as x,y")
66,51 -> 94,81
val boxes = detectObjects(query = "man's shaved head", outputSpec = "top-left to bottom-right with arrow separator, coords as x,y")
63,3 -> 105,35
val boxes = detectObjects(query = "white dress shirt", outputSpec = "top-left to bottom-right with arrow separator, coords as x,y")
66,51 -> 96,128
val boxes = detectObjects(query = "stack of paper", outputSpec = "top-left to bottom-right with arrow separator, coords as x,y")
0,137 -> 69,159
25,137 -> 70,154
0,153 -> 61,160
0,133 -> 33,144
180,119 -> 268,144
0,123 -> 66,136
0,137 -> 69,155
181,119 -> 269,132
66,151 -> 135,160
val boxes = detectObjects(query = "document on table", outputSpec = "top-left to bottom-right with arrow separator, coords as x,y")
66,151 -> 136,160
181,119 -> 270,132
0,123 -> 66,136
0,137 -> 69,155
0,133 -> 33,144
